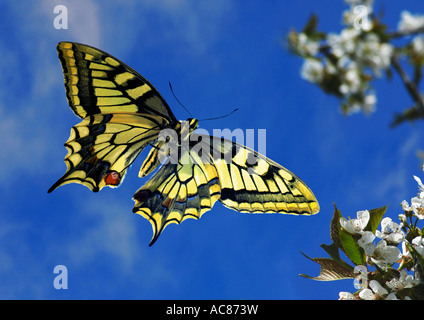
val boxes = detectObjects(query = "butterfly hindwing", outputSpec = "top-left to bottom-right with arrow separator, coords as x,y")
48,113 -> 168,193
132,144 -> 221,246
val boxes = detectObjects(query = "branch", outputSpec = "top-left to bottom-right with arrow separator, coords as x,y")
388,26 -> 424,39
390,53 -> 424,114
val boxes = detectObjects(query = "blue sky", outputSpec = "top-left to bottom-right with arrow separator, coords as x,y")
0,0 -> 423,300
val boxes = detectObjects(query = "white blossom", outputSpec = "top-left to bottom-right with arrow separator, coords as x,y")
412,36 -> 424,58
386,293 -> 399,300
410,196 -> 424,219
374,42 -> 393,74
358,288 -> 375,300
301,59 -> 324,83
386,270 -> 419,291
398,11 -> 424,33
398,213 -> 407,226
356,34 -> 393,76
369,280 -> 388,296
327,28 -> 360,58
401,240 -> 412,260
401,200 -> 411,211
295,33 -> 320,56
324,25 -> 391,116
339,291 -> 356,300
340,210 -> 369,234
414,175 -> 424,195
375,217 -> 405,245
358,231 -> 375,255
401,175 -> 424,219
371,240 -> 402,265
363,92 -> 377,114
339,62 -> 361,95
412,236 -> 424,258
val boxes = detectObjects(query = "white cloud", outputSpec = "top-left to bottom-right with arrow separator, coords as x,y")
99,0 -> 233,57
63,0 -> 101,47
66,195 -> 143,272
0,104 -> 51,183
0,217 -> 49,299
61,192 -> 179,291
0,1 -> 103,183
38,0 -> 101,46
150,0 -> 233,54
376,130 -> 421,201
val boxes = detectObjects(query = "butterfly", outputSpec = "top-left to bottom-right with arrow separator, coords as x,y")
49,41 -> 320,246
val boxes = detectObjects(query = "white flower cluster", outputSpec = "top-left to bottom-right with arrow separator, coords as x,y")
401,175 -> 424,220
340,270 -> 417,300
294,0 -> 397,115
339,211 -> 404,264
398,11 -> 424,62
398,11 -> 424,33
338,173 -> 424,300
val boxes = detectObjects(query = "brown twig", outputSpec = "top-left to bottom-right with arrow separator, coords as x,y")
388,26 -> 424,39
390,53 -> 424,114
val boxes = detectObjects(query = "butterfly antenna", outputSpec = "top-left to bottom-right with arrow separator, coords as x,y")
198,108 -> 239,122
169,82 -> 193,118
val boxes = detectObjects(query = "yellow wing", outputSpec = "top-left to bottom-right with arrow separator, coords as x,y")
132,144 -> 221,246
48,113 -> 168,193
132,133 -> 319,245
205,134 -> 320,215
50,42 -> 177,192
56,42 -> 177,122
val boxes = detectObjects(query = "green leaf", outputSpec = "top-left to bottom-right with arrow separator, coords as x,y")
300,252 -> 355,281
390,105 -> 424,128
365,205 -> 388,234
339,229 -> 366,266
330,203 -> 344,251
372,19 -> 389,42
302,14 -> 318,36
404,241 -> 424,278
320,243 -> 356,271
320,243 -> 340,261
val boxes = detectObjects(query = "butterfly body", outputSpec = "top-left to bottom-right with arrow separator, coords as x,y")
50,42 -> 319,245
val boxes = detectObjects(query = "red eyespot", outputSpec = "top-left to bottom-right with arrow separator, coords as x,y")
104,171 -> 121,186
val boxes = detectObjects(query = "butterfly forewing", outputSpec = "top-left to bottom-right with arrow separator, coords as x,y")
56,42 -> 177,122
